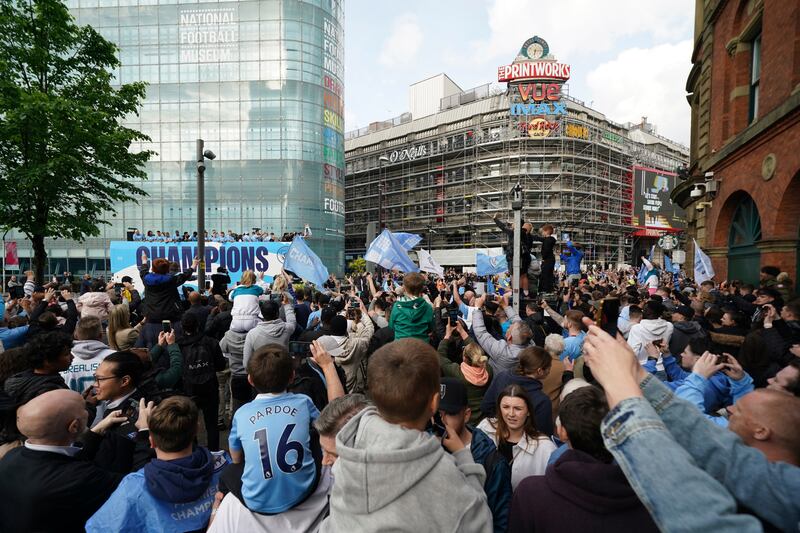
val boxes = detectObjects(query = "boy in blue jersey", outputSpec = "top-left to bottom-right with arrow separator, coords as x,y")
225,342 -> 342,514
86,396 -> 230,533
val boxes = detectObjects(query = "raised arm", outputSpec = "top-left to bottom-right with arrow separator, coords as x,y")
310,340 -> 345,402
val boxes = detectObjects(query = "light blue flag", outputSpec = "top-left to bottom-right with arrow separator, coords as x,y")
637,245 -> 656,284
284,235 -> 329,287
393,232 -> 423,250
693,239 -> 715,284
365,229 -> 419,272
476,253 -> 508,276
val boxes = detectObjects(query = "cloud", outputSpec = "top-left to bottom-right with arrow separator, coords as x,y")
378,14 -> 423,67
586,40 -> 693,144
473,0 -> 694,63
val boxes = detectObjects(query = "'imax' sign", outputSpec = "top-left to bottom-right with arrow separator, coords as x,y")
388,145 -> 427,163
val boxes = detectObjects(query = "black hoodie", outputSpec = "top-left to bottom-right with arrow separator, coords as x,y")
509,449 -> 658,533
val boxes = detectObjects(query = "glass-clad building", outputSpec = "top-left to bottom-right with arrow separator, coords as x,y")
9,0 -> 345,275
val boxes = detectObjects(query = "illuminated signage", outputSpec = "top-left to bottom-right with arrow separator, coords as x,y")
510,102 -> 567,116
499,36 -> 570,121
602,131 -> 624,145
498,62 -> 572,82
565,123 -> 590,140
518,118 -> 559,138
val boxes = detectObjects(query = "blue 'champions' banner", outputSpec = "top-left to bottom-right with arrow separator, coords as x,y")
110,241 -> 289,292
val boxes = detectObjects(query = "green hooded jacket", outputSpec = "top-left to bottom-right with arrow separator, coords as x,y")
389,297 -> 434,341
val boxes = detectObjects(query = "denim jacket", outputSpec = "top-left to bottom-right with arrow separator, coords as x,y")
675,372 -> 754,427
601,394 -> 763,532
611,374 -> 800,531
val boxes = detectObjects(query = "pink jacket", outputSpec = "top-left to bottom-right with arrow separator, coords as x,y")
77,291 -> 114,322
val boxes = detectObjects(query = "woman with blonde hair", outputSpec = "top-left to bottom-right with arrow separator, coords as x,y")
437,320 -> 493,424
477,384 -> 556,489
229,270 -> 264,333
107,303 -> 144,351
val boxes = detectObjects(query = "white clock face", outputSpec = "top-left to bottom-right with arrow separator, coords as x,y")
527,43 -> 544,59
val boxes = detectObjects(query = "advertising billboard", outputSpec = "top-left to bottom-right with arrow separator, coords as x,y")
632,166 -> 686,231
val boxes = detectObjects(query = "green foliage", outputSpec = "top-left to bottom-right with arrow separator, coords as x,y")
347,257 -> 366,274
0,0 -> 153,280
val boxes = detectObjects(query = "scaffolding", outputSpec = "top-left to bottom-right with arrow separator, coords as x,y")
344,89 -> 687,266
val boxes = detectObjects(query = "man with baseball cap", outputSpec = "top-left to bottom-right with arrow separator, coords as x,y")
669,304 -> 707,357
439,377 -> 512,533
317,307 -> 373,394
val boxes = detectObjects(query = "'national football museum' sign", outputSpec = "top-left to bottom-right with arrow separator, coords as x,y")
498,36 -> 570,138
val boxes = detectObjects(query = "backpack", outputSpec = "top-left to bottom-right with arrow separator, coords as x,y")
182,341 -> 216,386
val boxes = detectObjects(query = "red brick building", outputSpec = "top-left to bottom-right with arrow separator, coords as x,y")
673,0 -> 800,286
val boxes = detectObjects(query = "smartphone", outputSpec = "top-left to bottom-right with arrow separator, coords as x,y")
431,412 -> 448,439
288,341 -> 312,358
448,307 -> 459,327
161,320 -> 171,333
715,354 -> 727,366
350,297 -> 360,308
596,297 -> 620,337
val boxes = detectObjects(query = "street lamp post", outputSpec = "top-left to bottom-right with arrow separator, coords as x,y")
378,155 -> 390,231
196,139 -> 216,292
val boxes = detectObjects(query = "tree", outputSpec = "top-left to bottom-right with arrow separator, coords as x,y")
0,0 -> 153,282
347,257 -> 367,274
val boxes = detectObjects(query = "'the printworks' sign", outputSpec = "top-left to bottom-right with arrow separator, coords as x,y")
499,36 -> 570,118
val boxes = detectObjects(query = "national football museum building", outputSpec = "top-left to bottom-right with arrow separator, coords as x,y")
8,0 -> 345,275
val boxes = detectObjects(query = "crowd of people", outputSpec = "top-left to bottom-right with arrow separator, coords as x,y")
131,224 -> 312,244
0,228 -> 798,532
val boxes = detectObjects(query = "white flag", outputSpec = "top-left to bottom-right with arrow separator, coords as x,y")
693,239 -> 715,284
417,249 -> 444,278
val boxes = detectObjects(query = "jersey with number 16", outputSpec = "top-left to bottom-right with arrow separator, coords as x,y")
229,392 -> 320,514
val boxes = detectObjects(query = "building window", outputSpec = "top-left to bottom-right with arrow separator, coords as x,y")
749,33 -> 761,123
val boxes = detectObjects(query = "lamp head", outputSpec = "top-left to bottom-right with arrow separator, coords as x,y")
203,150 -> 216,160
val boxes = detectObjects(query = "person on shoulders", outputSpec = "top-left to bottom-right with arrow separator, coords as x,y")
388,272 -> 435,341
62,317 -> 115,393
222,342 -> 343,515
86,396 -> 230,533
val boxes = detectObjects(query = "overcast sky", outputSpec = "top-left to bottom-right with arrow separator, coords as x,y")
344,0 -> 695,144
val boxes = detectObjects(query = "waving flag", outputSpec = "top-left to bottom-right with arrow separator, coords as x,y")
393,232 -> 423,250
693,239 -> 715,284
284,236 -> 329,287
365,229 -> 419,273
476,253 -> 508,276
417,249 -> 444,278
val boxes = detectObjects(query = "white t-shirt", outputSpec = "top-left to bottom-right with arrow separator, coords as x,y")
208,468 -> 332,533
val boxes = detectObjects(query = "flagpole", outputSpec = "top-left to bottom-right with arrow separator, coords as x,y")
511,183 -> 523,315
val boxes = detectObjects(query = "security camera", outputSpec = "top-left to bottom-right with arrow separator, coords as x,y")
203,150 -> 216,160
690,186 -> 704,198
696,201 -> 713,212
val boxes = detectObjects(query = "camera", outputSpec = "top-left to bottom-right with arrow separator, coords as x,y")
161,320 -> 171,334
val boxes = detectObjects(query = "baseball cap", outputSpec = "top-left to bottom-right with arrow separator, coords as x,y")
674,305 -> 694,320
439,377 -> 468,415
317,335 -> 345,357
